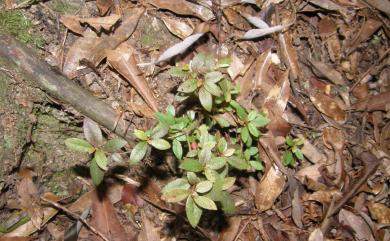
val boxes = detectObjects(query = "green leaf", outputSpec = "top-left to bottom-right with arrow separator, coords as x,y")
204,169 -> 219,182
205,71 -> 223,84
162,178 -> 190,193
134,129 -> 148,141
191,52 -> 214,73
168,66 -> 188,77
241,127 -> 249,143
198,87 -> 212,112
150,124 -> 169,139
230,100 -> 247,120
214,115 -> 230,127
251,115 -> 270,127
293,148 -> 304,160
193,196 -> 217,210
216,57 -> 232,68
166,105 -> 176,116
282,150 -> 295,166
207,157 -> 227,170
222,177 -> 236,190
162,189 -> 190,203
129,141 -> 148,164
198,147 -> 212,164
187,172 -> 200,185
196,181 -> 213,193
172,139 -> 183,160
90,158 -> 105,186
217,138 -> 227,153
219,79 -> 232,102
65,138 -> 95,153
178,79 -> 198,93
295,137 -> 305,146
187,150 -> 198,158
286,136 -> 294,147
155,112 -> 175,126
248,122 -> 259,137
179,159 -> 203,172
94,149 -> 108,170
220,191 -> 236,214
227,156 -> 248,170
207,175 -> 224,201
247,111 -> 257,122
249,160 -> 264,171
149,139 -> 171,150
186,196 -> 203,228
204,81 -> 222,97
102,138 -> 127,152
223,148 -> 235,157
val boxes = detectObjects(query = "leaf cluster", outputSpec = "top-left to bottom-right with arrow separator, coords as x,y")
281,136 -> 304,167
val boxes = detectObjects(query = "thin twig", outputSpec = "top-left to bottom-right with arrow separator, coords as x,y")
40,196 -> 110,241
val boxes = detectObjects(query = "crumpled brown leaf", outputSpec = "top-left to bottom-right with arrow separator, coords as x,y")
310,92 -> 346,124
339,209 -> 375,241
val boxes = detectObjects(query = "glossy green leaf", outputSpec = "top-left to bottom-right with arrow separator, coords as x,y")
187,150 -> 198,158
198,147 -> 212,164
187,172 -> 200,185
179,159 -> 203,172
230,100 -> 247,120
294,148 -> 304,160
207,157 -> 227,170
196,181 -> 213,193
220,191 -> 236,214
248,122 -> 259,137
155,112 -> 175,126
241,127 -> 249,143
251,115 -> 270,127
198,87 -> 212,112
162,178 -> 190,193
249,160 -> 264,171
217,138 -> 227,153
219,79 -> 232,102
162,189 -> 190,203
222,177 -> 236,190
204,81 -> 222,97
172,139 -> 183,160
214,115 -> 230,127
205,71 -> 223,83
149,139 -> 171,150
216,57 -> 231,68
227,156 -> 248,170
150,124 -> 169,139
247,111 -> 257,122
90,158 -> 105,186
186,196 -> 203,228
282,150 -> 295,166
166,105 -> 175,116
102,138 -> 127,152
178,79 -> 198,93
223,148 -> 235,157
134,129 -> 148,141
204,169 -> 219,182
65,138 -> 94,153
129,141 -> 148,164
168,66 -> 188,77
193,196 -> 217,210
286,136 -> 294,147
94,149 -> 108,170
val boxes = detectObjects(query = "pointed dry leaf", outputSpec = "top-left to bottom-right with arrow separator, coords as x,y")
365,0 -> 390,15
160,15 -> 193,39
106,43 -> 159,112
295,164 -> 323,184
310,92 -> 346,124
292,188 -> 303,228
63,8 -> 144,79
307,190 -> 342,204
227,53 -> 245,80
148,0 -> 214,21
242,25 -> 283,39
255,165 -> 286,211
278,32 -> 300,80
352,90 -> 390,111
78,14 -> 121,31
60,15 -> 85,35
308,59 -> 346,85
139,210 -> 160,241
339,209 -> 375,241
217,217 -> 242,241
348,18 -> 382,53
223,8 -> 250,30
156,33 -> 205,63
96,0 -> 113,15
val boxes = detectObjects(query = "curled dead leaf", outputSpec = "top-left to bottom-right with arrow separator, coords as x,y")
160,15 -> 193,39
148,0 -> 214,21
339,209 -> 375,241
310,92 -> 346,124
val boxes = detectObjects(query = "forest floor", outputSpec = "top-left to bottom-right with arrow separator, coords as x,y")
0,0 -> 389,241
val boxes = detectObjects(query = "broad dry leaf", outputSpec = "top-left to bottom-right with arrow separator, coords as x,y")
106,43 -> 159,112
129,88 -> 155,118
348,18 -> 382,53
310,92 -> 346,124
148,0 -> 214,21
160,15 -> 193,39
255,165 -> 286,211
78,14 -> 121,31
299,135 -> 326,164
139,210 -> 160,241
368,202 -> 390,224
60,15 -> 85,35
339,209 -> 375,241
217,217 -> 242,241
352,90 -> 390,112
380,122 -> 390,155
96,0 -> 113,15
254,50 -> 272,88
307,190 -> 342,204
291,188 -> 303,228
227,52 -> 245,80
278,31 -> 300,80
63,8 -> 144,79
308,229 -> 324,241
365,0 -> 390,15
295,164 -> 323,184
223,8 -> 251,30
323,127 -> 344,152
308,59 -> 346,85
90,192 -> 137,241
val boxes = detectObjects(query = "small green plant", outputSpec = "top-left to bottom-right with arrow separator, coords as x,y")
65,118 -> 127,186
281,136 -> 304,167
130,53 -> 270,227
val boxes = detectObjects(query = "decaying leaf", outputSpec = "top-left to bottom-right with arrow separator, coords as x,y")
96,0 -> 113,15
365,0 -> 390,15
299,136 -> 326,164
380,122 -> 390,156
227,53 -> 245,80
60,15 -> 85,35
278,31 -> 300,80
255,165 -> 286,211
217,217 -> 242,241
223,8 -> 250,30
128,88 -> 155,118
307,189 -> 342,204
63,8 -> 144,79
292,188 -> 303,228
160,15 -> 193,39
308,59 -> 346,85
90,191 -> 137,241
310,92 -> 346,124
139,210 -> 160,241
106,43 -> 159,112
308,229 -> 323,241
348,18 -> 382,54
78,14 -> 121,31
339,209 -> 375,241
147,0 -> 214,21
295,164 -> 323,184
83,118 -> 104,147
352,90 -> 390,112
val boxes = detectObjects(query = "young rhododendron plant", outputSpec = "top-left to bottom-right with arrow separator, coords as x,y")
130,53 -> 270,227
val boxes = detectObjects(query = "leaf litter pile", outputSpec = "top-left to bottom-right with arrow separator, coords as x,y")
1,0 -> 390,241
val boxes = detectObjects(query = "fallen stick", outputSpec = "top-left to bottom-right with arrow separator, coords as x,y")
0,33 -> 135,144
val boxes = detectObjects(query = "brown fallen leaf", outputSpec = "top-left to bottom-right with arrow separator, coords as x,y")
295,164 -> 323,184
227,52 -> 245,80
223,8 -> 250,30
308,59 -> 346,85
217,216 -> 242,241
307,189 -> 342,204
310,92 -> 346,124
160,15 -> 193,39
255,165 -> 286,211
96,0 -> 113,16
90,191 -> 137,241
106,42 -> 159,112
348,18 -> 382,54
298,135 -> 326,164
78,14 -> 121,31
147,0 -> 214,21
380,122 -> 390,156
128,88 -> 155,118
139,210 -> 160,241
368,202 -> 390,224
63,7 -> 144,79
365,0 -> 390,16
339,209 -> 375,241
352,90 -> 390,112
60,15 -> 85,35
278,31 -> 301,80
308,228 -> 323,241
291,188 -> 303,228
